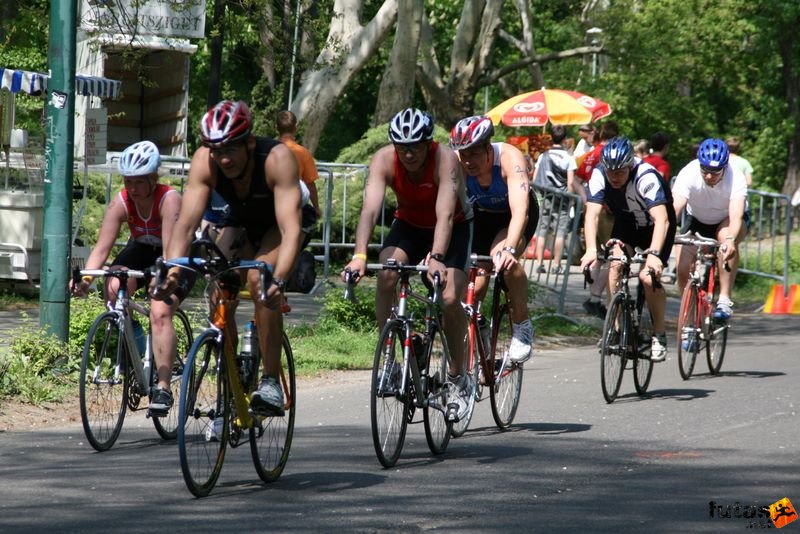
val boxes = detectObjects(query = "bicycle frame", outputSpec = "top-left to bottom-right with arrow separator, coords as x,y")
80,268 -> 151,396
464,254 -> 505,389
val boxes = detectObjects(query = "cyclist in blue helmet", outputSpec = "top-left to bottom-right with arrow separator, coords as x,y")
673,138 -> 748,321
581,136 -> 676,362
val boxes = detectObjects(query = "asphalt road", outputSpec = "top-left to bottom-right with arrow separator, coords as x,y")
1,310 -> 798,533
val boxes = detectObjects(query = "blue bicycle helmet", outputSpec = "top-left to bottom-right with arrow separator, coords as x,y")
119,140 -> 160,176
697,138 -> 729,170
600,136 -> 635,170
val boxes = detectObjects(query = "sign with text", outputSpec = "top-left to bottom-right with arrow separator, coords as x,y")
84,108 -> 108,165
80,0 -> 206,40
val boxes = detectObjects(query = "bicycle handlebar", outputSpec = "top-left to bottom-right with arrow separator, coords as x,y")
602,239 -> 663,290
344,259 -> 443,303
674,231 -> 731,272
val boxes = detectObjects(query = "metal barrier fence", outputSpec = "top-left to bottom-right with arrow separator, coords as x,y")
740,189 -> 794,294
526,184 -> 584,316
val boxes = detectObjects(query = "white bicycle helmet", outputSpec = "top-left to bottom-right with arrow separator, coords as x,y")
388,108 -> 434,143
119,141 -> 161,176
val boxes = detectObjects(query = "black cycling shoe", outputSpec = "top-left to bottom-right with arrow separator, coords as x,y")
149,388 -> 173,417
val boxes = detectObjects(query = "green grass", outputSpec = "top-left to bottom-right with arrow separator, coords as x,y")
288,324 -> 377,376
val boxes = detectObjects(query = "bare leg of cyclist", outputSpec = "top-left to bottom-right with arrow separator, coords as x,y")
151,298 -> 181,390
675,244 -> 696,295
442,267 -> 468,376
376,246 -> 408,327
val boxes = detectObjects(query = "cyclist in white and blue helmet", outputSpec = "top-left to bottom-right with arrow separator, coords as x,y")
581,136 -> 676,362
673,138 -> 747,320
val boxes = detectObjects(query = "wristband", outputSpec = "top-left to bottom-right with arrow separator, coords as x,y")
725,236 -> 735,241
352,253 -> 367,261
272,277 -> 287,292
81,276 -> 93,284
429,252 -> 445,263
502,246 -> 517,256
586,247 -> 598,253
645,249 -> 661,257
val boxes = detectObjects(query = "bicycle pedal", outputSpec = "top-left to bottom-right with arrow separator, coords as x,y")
445,403 -> 460,423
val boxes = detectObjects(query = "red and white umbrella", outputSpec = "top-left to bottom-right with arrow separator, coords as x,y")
486,88 -> 612,127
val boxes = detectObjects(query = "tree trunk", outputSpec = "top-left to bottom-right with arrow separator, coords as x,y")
372,0 -> 423,125
291,0 -> 398,152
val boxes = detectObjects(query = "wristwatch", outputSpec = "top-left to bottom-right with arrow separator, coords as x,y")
429,252 -> 445,263
502,246 -> 517,255
272,277 -> 287,292
645,249 -> 661,258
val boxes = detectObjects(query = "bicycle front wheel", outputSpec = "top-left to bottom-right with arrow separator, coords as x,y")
178,329 -> 229,497
251,332 -> 296,482
677,285 -> 700,380
600,294 -> 626,403
153,308 -> 193,440
370,320 -> 410,468
450,328 -> 477,438
634,304 -> 654,395
80,312 -> 129,452
424,326 -> 452,455
706,315 -> 728,375
490,301 -> 523,429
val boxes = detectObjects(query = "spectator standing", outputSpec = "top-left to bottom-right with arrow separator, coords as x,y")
725,136 -> 754,186
634,139 -> 650,159
573,124 -> 595,159
533,124 -> 584,274
643,132 -> 671,185
277,110 -> 321,217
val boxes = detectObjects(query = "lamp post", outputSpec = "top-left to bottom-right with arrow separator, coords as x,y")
586,27 -> 603,79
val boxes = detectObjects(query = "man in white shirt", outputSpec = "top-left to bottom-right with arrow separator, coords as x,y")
672,138 -> 748,320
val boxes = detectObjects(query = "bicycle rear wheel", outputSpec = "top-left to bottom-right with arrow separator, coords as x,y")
450,328 -> 477,438
80,311 -> 129,452
153,308 -> 193,440
370,320 -> 410,468
251,332 -> 296,482
178,329 -> 229,497
676,285 -> 700,380
634,303 -> 654,395
490,301 -> 523,429
424,326 -> 452,454
600,293 -> 626,403
706,315 -> 728,375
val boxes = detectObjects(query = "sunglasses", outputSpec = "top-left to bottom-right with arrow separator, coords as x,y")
700,165 -> 724,176
394,142 -> 428,155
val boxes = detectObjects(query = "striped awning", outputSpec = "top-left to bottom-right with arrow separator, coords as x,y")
0,68 -> 47,95
0,67 -> 121,100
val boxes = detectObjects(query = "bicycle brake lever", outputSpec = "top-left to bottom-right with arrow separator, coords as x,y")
343,269 -> 359,303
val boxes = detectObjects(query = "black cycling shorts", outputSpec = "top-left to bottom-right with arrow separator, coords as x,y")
472,191 -> 539,255
382,218 -> 473,271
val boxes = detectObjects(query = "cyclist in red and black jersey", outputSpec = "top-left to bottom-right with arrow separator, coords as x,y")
71,140 -> 182,415
154,100 -> 302,416
343,108 -> 474,420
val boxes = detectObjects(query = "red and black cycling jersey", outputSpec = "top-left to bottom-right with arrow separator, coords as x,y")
120,184 -> 177,246
391,141 -> 469,229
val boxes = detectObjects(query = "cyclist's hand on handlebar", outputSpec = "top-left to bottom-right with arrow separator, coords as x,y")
493,249 -> 518,272
644,253 -> 664,279
342,257 -> 366,283
70,278 -> 91,298
151,268 -> 180,301
719,242 -> 736,263
580,248 -> 598,272
261,279 -> 284,310
425,253 -> 447,287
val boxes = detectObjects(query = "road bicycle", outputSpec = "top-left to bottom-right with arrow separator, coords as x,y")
454,253 -> 524,436
74,268 -> 193,452
160,239 -> 295,497
344,259 -> 454,468
589,239 -> 659,403
674,231 -> 730,379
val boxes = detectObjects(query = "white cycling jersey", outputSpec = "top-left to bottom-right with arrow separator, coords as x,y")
672,160 -> 747,225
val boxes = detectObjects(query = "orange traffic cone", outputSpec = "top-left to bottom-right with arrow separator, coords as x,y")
763,284 -> 800,314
